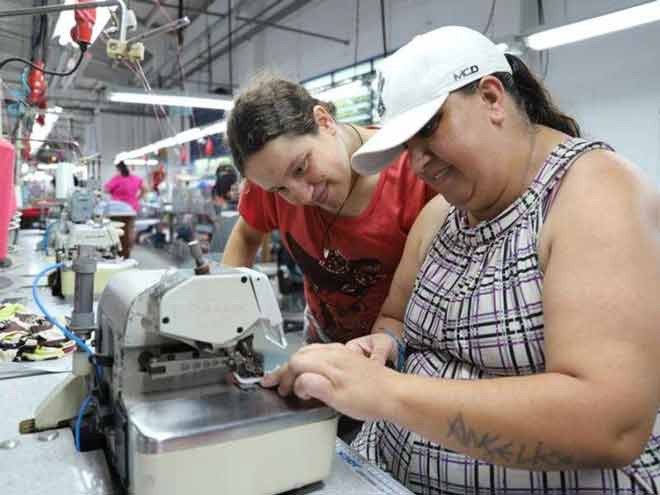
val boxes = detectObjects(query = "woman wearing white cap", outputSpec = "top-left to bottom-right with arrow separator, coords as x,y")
262,26 -> 660,493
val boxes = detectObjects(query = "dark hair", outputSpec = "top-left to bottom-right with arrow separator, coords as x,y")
226,73 -> 337,174
213,171 -> 237,200
459,53 -> 581,138
116,161 -> 130,177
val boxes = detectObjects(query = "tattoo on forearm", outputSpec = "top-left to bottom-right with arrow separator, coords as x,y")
446,413 -> 574,468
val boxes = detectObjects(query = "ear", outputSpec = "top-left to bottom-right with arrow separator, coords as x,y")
477,75 -> 506,125
312,104 -> 337,135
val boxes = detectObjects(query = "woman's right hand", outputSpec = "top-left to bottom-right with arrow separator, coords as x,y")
345,332 -> 397,366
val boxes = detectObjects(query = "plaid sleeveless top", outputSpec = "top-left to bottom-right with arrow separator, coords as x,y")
353,138 -> 660,494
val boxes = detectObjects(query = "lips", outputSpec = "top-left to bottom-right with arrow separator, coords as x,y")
421,164 -> 451,183
312,182 -> 328,204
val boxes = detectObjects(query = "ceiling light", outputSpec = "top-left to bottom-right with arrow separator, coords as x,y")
524,0 -> 660,50
114,120 -> 227,163
108,91 -> 234,111
124,158 -> 158,166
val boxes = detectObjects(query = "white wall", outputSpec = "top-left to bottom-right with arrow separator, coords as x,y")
526,1 -> 660,184
97,113 -> 164,183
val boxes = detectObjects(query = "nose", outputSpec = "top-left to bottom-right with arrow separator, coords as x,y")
406,142 -> 432,176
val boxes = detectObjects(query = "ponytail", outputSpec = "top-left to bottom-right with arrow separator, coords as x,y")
503,54 -> 580,137
459,54 -> 581,137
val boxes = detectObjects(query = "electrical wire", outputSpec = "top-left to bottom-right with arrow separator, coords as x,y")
150,1 -> 199,127
0,47 -> 87,77
353,0 -> 360,65
74,393 -> 93,452
481,0 -> 497,34
32,263 -> 101,451
541,50 -> 550,80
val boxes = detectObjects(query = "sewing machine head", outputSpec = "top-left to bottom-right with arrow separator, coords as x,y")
97,266 -> 287,400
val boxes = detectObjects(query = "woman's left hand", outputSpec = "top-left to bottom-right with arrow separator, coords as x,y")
260,343 -> 399,421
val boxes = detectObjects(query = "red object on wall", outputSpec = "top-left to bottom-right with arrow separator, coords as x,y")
71,0 -> 97,46
204,137 -> 214,157
151,164 -> 165,193
27,61 -> 47,106
0,139 -> 16,262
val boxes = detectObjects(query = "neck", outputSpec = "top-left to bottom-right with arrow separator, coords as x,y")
467,127 -> 541,225
467,126 -> 569,225
330,124 -> 381,217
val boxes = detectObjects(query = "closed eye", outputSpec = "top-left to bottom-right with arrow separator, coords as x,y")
292,156 -> 308,177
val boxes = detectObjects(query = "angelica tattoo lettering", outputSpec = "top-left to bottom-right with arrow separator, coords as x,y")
446,413 -> 574,468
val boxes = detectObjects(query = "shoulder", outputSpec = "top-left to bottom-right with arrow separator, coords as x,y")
409,195 -> 451,262
542,147 -> 660,257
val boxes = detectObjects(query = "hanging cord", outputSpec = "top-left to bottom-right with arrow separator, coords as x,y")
353,0 -> 360,65
481,0 -> 497,34
0,46 -> 87,76
319,123 -> 364,257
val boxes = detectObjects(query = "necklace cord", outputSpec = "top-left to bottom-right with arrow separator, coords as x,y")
319,123 -> 364,257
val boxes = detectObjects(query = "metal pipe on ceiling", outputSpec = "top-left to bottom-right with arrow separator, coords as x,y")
163,0 -> 311,88
228,0 -> 233,95
380,0 -> 387,55
130,0 -> 228,19
160,0 -> 282,88
0,0 -> 129,43
234,16 -> 350,45
0,0 -> 117,17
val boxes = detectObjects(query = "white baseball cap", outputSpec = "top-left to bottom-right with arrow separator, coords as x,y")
352,26 -> 511,175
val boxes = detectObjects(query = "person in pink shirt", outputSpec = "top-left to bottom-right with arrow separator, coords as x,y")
104,161 -> 148,258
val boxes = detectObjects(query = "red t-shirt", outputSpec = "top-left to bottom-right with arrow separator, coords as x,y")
239,151 -> 435,343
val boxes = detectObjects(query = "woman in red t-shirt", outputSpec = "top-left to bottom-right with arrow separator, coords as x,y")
222,74 -> 435,345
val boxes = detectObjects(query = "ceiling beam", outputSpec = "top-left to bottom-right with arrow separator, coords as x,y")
130,0 -> 228,19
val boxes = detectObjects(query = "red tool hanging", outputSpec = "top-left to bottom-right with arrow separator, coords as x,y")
71,0 -> 97,48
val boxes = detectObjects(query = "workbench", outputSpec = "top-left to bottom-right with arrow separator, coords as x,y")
0,230 -> 412,495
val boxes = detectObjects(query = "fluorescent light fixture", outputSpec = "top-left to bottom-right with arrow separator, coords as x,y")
52,0 -> 115,48
115,119 -> 227,163
311,80 -> 369,103
124,158 -> 158,166
108,91 -> 234,111
30,106 -> 63,155
524,0 -> 660,50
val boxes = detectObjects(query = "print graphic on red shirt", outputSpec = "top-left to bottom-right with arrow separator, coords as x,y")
285,233 -> 386,342
239,150 -> 435,343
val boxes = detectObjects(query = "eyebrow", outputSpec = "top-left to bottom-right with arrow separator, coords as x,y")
266,152 -> 306,192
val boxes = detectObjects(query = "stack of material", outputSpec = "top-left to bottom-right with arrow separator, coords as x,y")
0,303 -> 75,362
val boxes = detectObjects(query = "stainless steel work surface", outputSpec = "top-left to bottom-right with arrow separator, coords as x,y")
127,383 -> 336,454
0,363 -> 412,495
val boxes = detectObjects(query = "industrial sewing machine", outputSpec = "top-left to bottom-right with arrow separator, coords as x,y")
49,189 -> 137,297
27,243 -> 338,495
